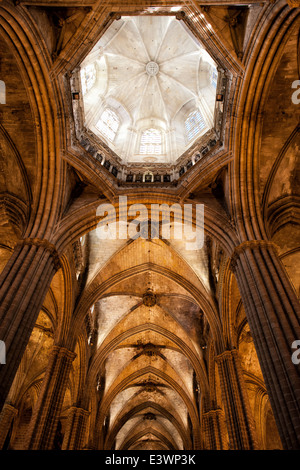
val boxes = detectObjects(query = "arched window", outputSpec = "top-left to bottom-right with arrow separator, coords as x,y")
185,110 -> 206,142
139,128 -> 162,155
96,108 -> 120,142
80,64 -> 96,95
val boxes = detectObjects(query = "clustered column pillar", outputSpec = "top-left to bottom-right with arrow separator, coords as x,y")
0,238 -> 61,411
25,345 -> 76,450
202,408 -> 228,449
62,406 -> 90,450
230,240 -> 300,449
216,349 -> 259,449
0,403 -> 18,449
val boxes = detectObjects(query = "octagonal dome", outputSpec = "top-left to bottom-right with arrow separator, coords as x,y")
80,15 -> 218,165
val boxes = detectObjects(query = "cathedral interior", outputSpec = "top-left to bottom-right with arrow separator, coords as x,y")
0,0 -> 299,452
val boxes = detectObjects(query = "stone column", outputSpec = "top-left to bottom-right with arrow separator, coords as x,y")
216,349 -> 259,449
0,403 -> 18,449
25,345 -> 76,450
0,239 -> 61,411
62,406 -> 90,450
202,408 -> 228,450
231,240 -> 300,449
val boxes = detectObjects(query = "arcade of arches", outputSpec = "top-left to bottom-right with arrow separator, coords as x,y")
0,0 -> 299,452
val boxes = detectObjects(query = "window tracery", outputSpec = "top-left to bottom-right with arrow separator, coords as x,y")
96,108 -> 120,142
80,64 -> 96,95
139,128 -> 163,155
185,110 -> 206,142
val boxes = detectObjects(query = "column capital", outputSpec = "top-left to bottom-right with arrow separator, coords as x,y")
68,406 -> 90,417
215,348 -> 239,363
230,240 -> 278,272
51,345 -> 77,362
16,238 -> 61,271
62,405 -> 90,449
1,402 -> 18,416
203,408 -> 224,418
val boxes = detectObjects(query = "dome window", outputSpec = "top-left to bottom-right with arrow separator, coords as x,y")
211,66 -> 218,89
96,108 -> 120,142
140,128 -> 162,155
80,64 -> 96,95
185,110 -> 206,143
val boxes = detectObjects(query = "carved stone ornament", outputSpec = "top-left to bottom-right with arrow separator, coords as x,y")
142,288 -> 156,307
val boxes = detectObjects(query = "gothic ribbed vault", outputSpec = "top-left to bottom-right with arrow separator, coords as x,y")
80,15 -> 218,164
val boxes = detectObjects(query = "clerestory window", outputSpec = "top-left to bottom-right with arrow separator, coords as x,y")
211,66 -> 218,89
81,64 -> 96,95
185,110 -> 206,142
96,108 -> 120,142
139,128 -> 162,155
